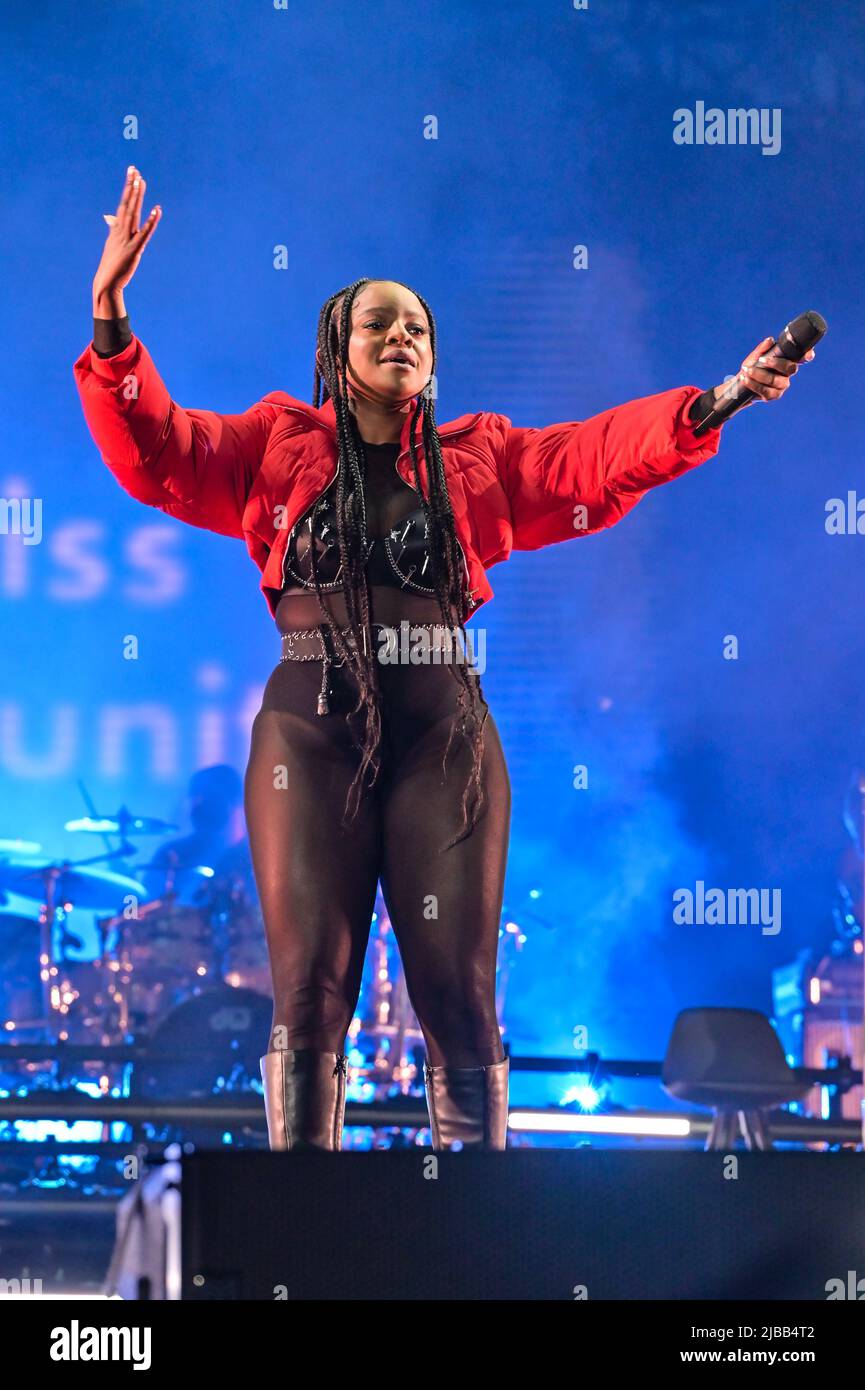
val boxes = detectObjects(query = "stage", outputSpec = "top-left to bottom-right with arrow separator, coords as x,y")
2,0 -> 863,1353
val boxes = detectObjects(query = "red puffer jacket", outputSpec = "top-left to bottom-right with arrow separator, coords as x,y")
72,333 -> 723,619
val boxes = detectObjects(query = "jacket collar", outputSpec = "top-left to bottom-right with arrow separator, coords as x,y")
312,395 -> 480,450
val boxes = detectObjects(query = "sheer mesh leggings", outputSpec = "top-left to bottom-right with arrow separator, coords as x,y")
244,651 -> 511,1067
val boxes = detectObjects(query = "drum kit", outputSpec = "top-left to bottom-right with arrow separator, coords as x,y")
0,808 -> 527,1138
0,808 -> 274,1108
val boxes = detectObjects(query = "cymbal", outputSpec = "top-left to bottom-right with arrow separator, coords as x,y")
0,838 -> 42,855
0,858 -> 146,909
64,814 -> 179,835
130,861 -> 215,876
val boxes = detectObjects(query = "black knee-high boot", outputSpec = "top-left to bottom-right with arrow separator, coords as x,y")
259,1050 -> 348,1150
423,1059 -> 509,1150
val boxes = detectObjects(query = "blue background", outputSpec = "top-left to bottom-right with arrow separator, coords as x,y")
1,1 -> 862,1099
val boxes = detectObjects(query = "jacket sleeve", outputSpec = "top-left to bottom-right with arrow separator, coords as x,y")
72,333 -> 288,538
490,385 -> 724,550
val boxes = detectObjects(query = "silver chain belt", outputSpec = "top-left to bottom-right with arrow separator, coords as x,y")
279,622 -> 458,717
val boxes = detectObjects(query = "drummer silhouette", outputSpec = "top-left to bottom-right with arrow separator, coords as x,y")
141,765 -> 247,907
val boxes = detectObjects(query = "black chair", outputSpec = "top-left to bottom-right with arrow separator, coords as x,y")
662,1007 -> 810,1150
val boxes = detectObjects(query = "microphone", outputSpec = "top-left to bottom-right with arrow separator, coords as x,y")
692,310 -> 827,438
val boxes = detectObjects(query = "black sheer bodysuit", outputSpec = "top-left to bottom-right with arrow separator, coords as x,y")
93,316 -> 511,1067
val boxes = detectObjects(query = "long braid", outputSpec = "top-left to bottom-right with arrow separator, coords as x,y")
311,283 -> 382,820
312,278 -> 488,849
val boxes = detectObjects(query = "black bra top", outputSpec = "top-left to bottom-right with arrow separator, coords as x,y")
281,440 -> 462,597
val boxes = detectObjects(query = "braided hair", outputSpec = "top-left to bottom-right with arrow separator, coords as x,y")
310,277 -> 489,850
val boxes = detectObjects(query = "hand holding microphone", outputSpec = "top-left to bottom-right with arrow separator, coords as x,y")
692,310 -> 826,437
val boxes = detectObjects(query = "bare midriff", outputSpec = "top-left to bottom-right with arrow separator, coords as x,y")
275,587 -> 444,633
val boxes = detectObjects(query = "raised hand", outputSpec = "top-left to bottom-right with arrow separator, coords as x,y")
92,166 -> 162,316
